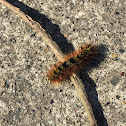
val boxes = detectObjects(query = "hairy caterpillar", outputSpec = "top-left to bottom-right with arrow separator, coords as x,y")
47,44 -> 97,83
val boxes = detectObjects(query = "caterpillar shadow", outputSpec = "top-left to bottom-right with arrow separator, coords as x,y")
80,45 -> 108,126
7,0 -> 74,54
7,1 -> 108,126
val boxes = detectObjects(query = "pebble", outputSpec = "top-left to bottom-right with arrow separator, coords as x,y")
111,54 -> 118,58
0,82 -> 5,88
116,95 -> 120,100
119,49 -> 124,53
115,11 -> 120,15
110,76 -> 120,86
50,99 -> 54,104
64,34 -> 69,38
122,101 -> 126,105
9,38 -> 16,43
121,72 -> 125,76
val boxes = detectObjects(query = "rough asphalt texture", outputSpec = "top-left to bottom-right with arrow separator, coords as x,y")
0,0 -> 126,126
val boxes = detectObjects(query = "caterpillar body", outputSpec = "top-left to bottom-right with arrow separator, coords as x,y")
47,44 -> 97,83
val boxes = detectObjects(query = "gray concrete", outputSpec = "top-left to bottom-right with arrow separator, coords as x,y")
0,0 -> 126,126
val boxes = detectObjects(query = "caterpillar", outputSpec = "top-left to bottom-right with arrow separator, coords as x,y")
47,44 -> 97,83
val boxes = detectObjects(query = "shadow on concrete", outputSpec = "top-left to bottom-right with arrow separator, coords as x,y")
7,1 -> 108,125
80,45 -> 108,126
7,0 -> 74,54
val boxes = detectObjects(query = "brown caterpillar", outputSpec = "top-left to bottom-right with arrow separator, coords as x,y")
47,44 -> 97,83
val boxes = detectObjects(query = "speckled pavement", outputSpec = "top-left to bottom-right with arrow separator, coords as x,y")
0,0 -> 126,126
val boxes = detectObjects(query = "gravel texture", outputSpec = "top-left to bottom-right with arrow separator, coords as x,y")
0,0 -> 126,126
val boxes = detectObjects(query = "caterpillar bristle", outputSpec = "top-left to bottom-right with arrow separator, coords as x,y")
47,44 -> 97,84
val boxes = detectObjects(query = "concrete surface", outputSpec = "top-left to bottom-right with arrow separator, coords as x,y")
0,0 -> 126,126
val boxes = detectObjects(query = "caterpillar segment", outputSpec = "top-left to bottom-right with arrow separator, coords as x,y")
47,44 -> 97,83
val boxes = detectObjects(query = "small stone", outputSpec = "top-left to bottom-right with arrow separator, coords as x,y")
122,101 -> 126,105
119,49 -> 124,53
30,33 -> 36,38
59,89 -> 63,92
121,72 -> 125,76
116,95 -> 120,100
50,99 -> 54,104
104,102 -> 110,106
1,65 -> 4,68
111,54 -> 118,58
0,82 -> 5,88
110,76 -> 120,86
115,11 -> 120,15
64,34 -> 69,38
2,81 -> 9,88
9,38 -> 16,43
